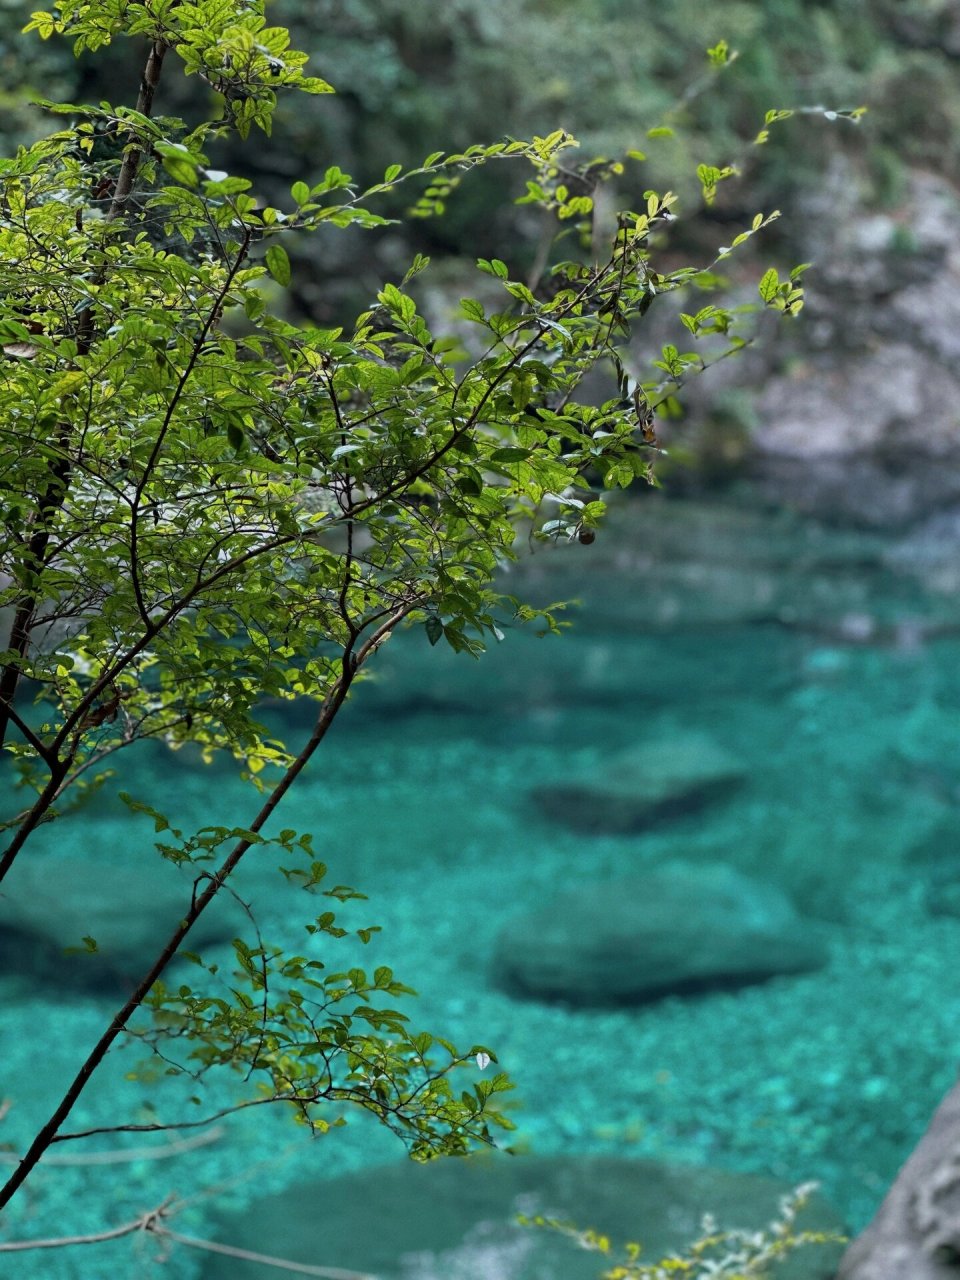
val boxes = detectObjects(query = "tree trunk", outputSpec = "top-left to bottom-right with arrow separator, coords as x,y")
837,1077 -> 960,1278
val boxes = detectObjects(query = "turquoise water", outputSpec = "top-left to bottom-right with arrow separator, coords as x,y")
2,491 -> 960,1275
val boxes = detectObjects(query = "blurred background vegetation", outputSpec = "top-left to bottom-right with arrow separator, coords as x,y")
5,0 -> 959,319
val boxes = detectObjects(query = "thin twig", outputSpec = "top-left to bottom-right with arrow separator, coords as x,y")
55,1094 -> 297,1143
159,1227 -> 377,1279
0,1195 -> 176,1251
0,1195 -> 376,1279
1,1127 -> 223,1165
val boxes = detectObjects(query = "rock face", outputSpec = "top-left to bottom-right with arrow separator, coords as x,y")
838,1080 -> 960,1279
202,1154 -> 846,1280
671,166 -> 960,528
494,862 -> 826,1006
532,731 -> 746,834
883,509 -> 960,597
0,852 -> 242,996
750,167 -> 960,528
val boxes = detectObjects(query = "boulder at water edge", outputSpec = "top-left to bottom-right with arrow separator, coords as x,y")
494,862 -> 827,1006
532,731 -> 745,834
201,1153 -> 845,1280
838,1080 -> 960,1279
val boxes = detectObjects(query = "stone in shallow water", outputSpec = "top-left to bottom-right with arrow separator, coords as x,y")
201,1154 -> 846,1280
0,853 -> 243,995
531,731 -> 745,834
494,861 -> 826,1006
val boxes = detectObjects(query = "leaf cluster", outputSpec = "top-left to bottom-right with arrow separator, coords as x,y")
134,844 -> 515,1159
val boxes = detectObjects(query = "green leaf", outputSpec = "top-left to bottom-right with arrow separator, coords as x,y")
265,244 -> 292,287
490,447 -> 531,463
459,298 -> 486,323
425,616 -> 443,646
758,267 -> 780,302
160,153 -> 199,187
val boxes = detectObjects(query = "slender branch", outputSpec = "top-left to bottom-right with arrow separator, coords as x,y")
1,527 -> 290,884
0,529 -> 71,760
343,251 -> 615,524
0,1127 -> 223,1165
128,226 -> 254,626
327,372 -> 359,643
0,1202 -> 374,1279
0,702 -> 55,765
107,39 -> 168,222
0,759 -> 72,883
53,1096 -> 288,1143
160,1228 -> 376,1279
0,1196 -> 176,1252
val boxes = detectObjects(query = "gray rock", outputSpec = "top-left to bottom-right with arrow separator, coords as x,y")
494,862 -> 826,1006
202,1154 -> 846,1280
753,347 -> 960,468
532,731 -> 745,834
805,167 -> 959,307
752,168 -> 960,527
838,1080 -> 960,1280
678,165 -> 960,527
884,510 -> 960,595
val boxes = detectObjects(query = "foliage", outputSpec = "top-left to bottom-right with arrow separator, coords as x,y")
0,0 -> 944,312
0,0 -> 826,1229
521,1182 -> 846,1279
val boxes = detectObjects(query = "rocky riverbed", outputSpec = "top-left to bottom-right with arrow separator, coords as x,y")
4,489 -> 960,1277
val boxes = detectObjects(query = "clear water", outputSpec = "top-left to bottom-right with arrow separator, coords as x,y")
2,490 -> 960,1276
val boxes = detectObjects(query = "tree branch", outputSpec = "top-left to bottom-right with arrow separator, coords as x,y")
160,1227 -> 376,1279
0,1126 -> 223,1165
0,33 -> 171,760
0,702 -> 56,765
0,605 -> 413,1208
107,39 -> 168,221
0,1195 -> 176,1251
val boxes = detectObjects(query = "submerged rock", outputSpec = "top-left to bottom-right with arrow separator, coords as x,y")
202,1153 -> 846,1280
494,862 -> 826,1006
532,731 -> 745,834
0,852 -> 243,996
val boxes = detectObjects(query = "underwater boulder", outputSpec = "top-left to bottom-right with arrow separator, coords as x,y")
0,852 -> 243,996
532,731 -> 745,834
494,862 -> 827,1006
201,1152 -> 845,1280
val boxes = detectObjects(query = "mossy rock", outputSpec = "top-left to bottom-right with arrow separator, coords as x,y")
532,732 -> 746,834
201,1153 -> 846,1280
0,853 -> 243,996
494,862 -> 827,1006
